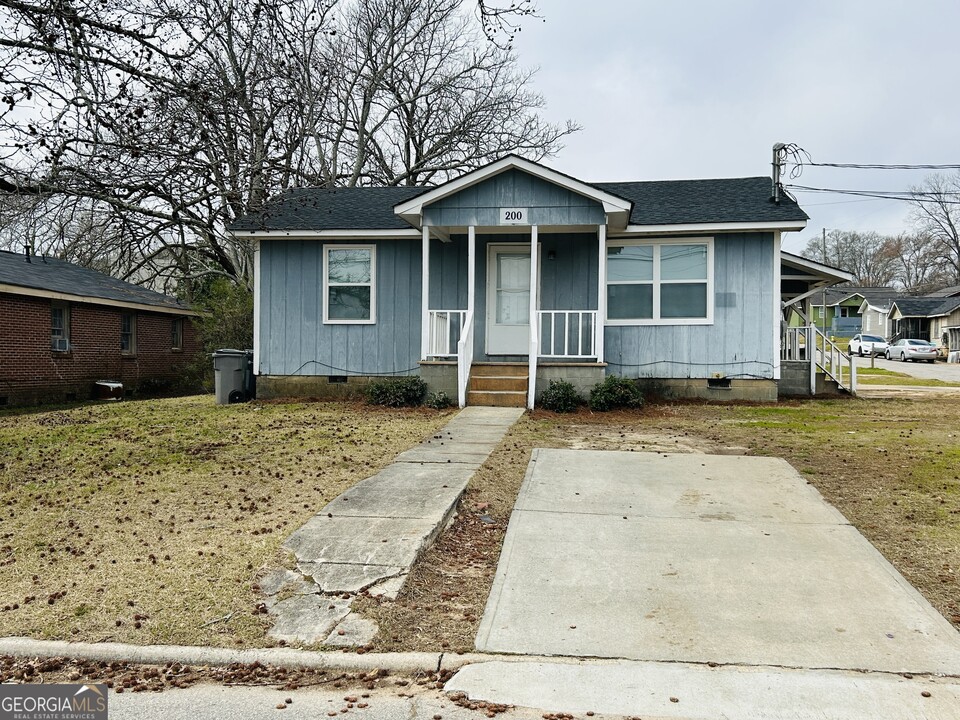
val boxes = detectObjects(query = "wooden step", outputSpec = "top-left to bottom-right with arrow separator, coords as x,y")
466,390 -> 527,407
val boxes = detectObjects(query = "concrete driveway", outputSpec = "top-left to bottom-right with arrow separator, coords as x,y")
855,354 -> 960,381
452,449 -> 960,717
475,449 -> 960,671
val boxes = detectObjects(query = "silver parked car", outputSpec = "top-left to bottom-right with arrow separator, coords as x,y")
848,333 -> 888,357
885,339 -> 938,363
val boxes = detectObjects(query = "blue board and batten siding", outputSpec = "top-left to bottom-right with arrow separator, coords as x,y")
259,239 -> 422,376
423,169 -> 605,227
259,232 -> 775,379
605,233 -> 775,379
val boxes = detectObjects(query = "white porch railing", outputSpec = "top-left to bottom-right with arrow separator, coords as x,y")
537,310 -> 598,358
457,310 -> 475,408
782,326 -> 857,395
427,310 -> 466,358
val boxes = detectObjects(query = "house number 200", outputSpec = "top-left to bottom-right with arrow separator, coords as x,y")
499,208 -> 528,225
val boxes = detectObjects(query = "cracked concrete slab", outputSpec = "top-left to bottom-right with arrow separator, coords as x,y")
266,595 -> 351,646
297,561 -> 406,594
285,515 -> 440,567
325,613 -> 379,647
325,463 -> 474,519
367,574 -> 407,601
257,568 -> 318,598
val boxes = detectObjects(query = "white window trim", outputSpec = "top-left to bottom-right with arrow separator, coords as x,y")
323,244 -> 377,325
604,236 -> 714,326
51,301 -> 70,352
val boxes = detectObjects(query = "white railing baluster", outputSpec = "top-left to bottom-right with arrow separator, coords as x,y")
535,310 -> 599,359
426,310 -> 466,358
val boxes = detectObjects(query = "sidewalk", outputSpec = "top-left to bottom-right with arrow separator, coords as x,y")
264,406 -> 524,646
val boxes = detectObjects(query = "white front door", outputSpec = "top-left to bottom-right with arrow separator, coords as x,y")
487,244 -> 533,355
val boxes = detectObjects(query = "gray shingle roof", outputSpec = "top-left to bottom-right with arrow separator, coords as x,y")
890,297 -> 953,318
596,177 -> 807,225
0,249 -> 193,313
230,175 -> 808,231
231,186 -> 425,231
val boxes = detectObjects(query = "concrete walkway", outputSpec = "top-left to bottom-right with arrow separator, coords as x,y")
264,406 -> 523,646
452,448 -> 960,718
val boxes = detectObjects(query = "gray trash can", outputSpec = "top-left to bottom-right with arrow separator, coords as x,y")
213,349 -> 249,405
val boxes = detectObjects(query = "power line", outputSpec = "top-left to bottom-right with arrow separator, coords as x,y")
785,184 -> 960,205
802,162 -> 960,170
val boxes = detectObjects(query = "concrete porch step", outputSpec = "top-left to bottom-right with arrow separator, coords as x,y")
471,362 -> 529,377
467,389 -> 527,407
469,375 -> 528,392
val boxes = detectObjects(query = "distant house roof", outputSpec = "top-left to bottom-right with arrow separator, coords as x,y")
926,284 -> 960,298
889,297 -> 960,319
230,166 -> 808,233
815,286 -> 905,307
0,249 -> 195,315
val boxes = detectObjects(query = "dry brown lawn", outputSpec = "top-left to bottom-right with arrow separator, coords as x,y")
0,396 -> 451,648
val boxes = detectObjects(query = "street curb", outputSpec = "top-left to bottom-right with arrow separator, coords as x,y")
0,637 -> 586,676
0,637 -> 443,674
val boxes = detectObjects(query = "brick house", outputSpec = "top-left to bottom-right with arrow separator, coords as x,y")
0,248 -> 199,406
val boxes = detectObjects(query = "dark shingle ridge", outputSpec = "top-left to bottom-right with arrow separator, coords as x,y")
0,249 -> 192,312
230,175 -> 807,231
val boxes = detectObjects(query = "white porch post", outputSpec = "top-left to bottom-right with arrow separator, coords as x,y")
527,225 -> 539,409
421,226 -> 430,361
467,226 -> 476,316
252,239 -> 261,375
597,221 -> 607,363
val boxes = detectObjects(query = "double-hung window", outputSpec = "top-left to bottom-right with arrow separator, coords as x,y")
120,312 -> 136,354
606,239 -> 713,324
171,318 -> 183,351
51,302 -> 70,351
323,245 -> 376,323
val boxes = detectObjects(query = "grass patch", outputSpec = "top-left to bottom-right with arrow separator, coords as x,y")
858,376 -> 960,387
0,396 -> 451,647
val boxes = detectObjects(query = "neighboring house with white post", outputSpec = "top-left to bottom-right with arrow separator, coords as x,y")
233,154 -> 833,407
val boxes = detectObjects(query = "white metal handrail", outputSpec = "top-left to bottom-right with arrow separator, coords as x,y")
427,310 -> 466,357
537,310 -> 598,358
782,325 -> 857,394
457,310 -> 475,408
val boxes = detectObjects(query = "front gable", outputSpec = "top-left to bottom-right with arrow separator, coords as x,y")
422,168 -> 606,228
394,155 -> 632,230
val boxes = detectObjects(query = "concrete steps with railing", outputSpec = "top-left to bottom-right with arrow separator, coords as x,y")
467,363 -> 528,407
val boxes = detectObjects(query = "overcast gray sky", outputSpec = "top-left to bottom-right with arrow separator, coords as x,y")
510,0 -> 959,253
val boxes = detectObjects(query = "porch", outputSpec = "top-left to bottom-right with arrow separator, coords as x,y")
418,224 -> 608,408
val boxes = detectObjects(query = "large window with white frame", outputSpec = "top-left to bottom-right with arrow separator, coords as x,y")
323,245 -> 376,323
606,238 -> 713,324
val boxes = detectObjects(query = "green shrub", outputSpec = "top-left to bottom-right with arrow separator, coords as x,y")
539,379 -> 581,413
425,390 -> 454,409
365,376 -> 427,407
589,375 -> 643,412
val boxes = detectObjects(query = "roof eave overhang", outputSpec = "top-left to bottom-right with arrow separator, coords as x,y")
232,228 -> 421,240
392,156 -> 633,228
0,283 -> 198,316
611,219 -> 808,237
